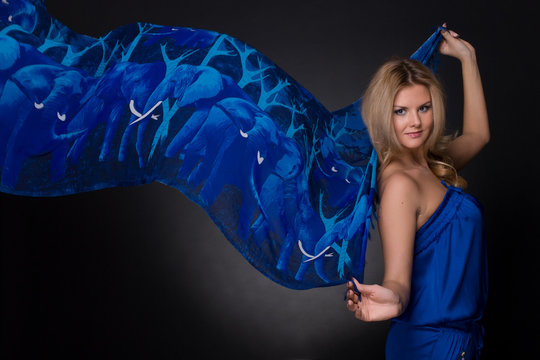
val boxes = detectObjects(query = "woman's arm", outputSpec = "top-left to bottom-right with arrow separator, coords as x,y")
346,173 -> 418,321
440,26 -> 490,170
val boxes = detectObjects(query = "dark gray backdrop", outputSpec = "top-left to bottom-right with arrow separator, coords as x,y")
1,0 -> 537,359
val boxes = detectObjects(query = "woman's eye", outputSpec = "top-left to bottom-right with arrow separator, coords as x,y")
394,109 -> 405,115
419,105 -> 431,112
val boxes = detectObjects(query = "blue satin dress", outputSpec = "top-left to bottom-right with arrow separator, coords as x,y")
385,182 -> 488,360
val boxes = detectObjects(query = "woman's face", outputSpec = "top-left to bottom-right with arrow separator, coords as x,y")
392,84 -> 434,152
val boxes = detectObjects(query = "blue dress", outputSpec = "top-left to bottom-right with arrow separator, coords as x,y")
385,182 -> 488,359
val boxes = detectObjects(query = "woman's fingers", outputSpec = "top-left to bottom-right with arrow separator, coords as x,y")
346,288 -> 359,303
439,25 -> 475,61
346,280 -> 360,312
440,23 -> 460,43
441,24 -> 459,37
351,290 -> 359,303
352,277 -> 368,294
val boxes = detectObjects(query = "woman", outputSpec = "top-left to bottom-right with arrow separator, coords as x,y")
345,25 -> 489,359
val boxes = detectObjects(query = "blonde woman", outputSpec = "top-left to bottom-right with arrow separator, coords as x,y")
346,25 -> 489,359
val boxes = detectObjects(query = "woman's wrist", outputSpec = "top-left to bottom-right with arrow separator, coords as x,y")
381,280 -> 409,317
460,53 -> 477,66
457,44 -> 477,65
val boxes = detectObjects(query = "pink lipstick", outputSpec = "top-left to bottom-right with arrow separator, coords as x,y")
406,131 -> 423,138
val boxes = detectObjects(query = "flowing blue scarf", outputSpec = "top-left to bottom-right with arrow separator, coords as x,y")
0,0 -> 443,289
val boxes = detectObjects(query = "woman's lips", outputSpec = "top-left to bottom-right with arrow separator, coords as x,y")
406,130 -> 423,138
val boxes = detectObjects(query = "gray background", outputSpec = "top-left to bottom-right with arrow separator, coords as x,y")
1,0 -> 537,358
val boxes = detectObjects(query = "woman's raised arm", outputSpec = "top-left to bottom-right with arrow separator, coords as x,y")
439,26 -> 490,170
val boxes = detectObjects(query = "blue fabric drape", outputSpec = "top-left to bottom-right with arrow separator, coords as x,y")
0,0 -> 443,289
386,182 -> 488,359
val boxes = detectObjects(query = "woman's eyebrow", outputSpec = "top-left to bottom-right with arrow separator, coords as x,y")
393,101 -> 432,108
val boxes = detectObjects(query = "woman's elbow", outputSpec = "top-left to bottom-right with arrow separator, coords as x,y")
481,130 -> 490,146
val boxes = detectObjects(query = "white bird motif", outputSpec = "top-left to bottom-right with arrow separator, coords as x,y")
298,240 -> 333,263
129,100 -> 162,125
257,150 -> 264,164
57,112 -> 66,121
129,99 -> 142,117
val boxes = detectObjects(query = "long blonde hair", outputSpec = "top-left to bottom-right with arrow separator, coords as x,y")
361,58 -> 466,188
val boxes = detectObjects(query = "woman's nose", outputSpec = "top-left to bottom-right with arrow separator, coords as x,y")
409,112 -> 421,127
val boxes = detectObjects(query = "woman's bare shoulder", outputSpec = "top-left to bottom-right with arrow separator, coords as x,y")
377,164 -> 422,232
378,163 -> 421,200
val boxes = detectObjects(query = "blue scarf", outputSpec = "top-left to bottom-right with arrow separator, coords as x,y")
0,0 -> 443,289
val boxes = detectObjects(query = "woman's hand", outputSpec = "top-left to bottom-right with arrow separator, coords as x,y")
345,277 -> 403,322
438,23 -> 476,63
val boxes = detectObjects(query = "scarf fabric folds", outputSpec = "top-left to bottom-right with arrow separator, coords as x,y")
0,0 -> 443,289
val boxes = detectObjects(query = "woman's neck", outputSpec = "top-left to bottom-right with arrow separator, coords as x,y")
395,148 -> 429,169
